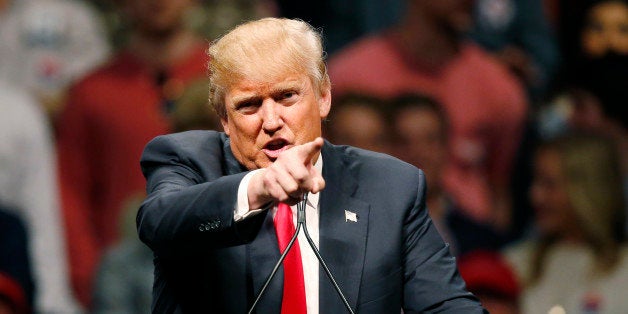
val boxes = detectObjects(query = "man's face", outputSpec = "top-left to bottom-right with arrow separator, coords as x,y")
581,1 -> 628,57
329,104 -> 391,154
221,73 -> 331,170
394,107 -> 447,188
530,149 -> 578,238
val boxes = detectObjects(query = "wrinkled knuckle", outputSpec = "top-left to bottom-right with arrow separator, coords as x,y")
271,187 -> 287,201
286,181 -> 300,195
293,172 -> 308,183
294,169 -> 310,182
261,175 -> 274,189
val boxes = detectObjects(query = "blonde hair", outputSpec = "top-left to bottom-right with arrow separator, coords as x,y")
530,132 -> 625,283
207,17 -> 330,119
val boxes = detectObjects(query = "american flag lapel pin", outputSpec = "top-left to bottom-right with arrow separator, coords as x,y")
345,210 -> 358,223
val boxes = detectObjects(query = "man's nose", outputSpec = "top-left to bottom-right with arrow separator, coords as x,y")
261,100 -> 284,132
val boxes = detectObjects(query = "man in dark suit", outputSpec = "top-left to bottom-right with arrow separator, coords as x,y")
137,17 -> 486,313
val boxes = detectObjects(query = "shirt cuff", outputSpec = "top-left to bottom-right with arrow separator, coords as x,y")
234,169 -> 266,221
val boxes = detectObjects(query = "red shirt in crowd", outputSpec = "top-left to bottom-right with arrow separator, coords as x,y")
55,43 -> 209,306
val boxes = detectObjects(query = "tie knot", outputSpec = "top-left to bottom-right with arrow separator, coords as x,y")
278,202 -> 292,212
275,202 -> 294,231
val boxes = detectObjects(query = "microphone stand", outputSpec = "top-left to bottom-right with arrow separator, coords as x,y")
247,193 -> 355,314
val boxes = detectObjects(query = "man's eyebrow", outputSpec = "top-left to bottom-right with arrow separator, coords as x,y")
269,81 -> 304,94
230,80 -> 307,106
231,94 -> 262,106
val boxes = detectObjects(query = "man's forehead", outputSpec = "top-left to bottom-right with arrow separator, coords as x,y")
228,75 -> 310,98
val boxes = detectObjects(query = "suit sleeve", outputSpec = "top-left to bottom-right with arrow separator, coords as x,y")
402,171 -> 487,313
137,134 -> 267,257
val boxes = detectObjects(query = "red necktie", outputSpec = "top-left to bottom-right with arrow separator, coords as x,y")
274,202 -> 307,314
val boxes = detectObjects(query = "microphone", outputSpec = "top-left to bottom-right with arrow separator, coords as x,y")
247,193 -> 355,314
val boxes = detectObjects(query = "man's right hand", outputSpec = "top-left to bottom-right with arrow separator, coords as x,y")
247,137 -> 325,209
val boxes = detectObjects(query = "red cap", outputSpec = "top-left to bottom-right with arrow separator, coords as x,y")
0,272 -> 29,314
457,250 -> 521,301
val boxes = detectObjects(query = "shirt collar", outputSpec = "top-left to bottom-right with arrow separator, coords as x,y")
307,153 -> 323,209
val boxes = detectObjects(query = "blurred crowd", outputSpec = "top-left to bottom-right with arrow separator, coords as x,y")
0,0 -> 625,313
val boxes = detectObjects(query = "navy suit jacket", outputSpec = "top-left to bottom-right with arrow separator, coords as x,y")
137,131 -> 486,313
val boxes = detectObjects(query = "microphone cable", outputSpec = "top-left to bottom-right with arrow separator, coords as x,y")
247,193 -> 355,314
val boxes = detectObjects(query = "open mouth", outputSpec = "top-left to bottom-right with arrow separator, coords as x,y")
263,139 -> 291,159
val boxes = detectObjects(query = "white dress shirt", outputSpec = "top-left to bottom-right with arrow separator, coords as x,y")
235,156 -> 322,314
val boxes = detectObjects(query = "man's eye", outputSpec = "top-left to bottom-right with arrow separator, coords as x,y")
236,100 -> 260,113
276,91 -> 299,104
236,102 -> 251,109
282,91 -> 296,99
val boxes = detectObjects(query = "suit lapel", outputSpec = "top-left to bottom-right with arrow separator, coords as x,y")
248,211 -> 283,313
223,135 -> 282,313
319,143 -> 369,312
222,135 -> 249,175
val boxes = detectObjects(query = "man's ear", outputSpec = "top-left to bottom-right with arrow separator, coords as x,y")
318,85 -> 332,119
221,118 -> 230,136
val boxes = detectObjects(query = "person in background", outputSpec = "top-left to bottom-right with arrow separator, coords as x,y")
536,1 -> 627,227
571,0 -> 627,133
323,93 -> 392,154
55,0 -> 209,307
0,79 -> 81,313
504,132 -> 627,313
92,78 -> 222,314
542,0 -> 628,128
328,0 -> 528,234
469,0 -> 558,234
0,0 -> 110,121
390,93 -> 504,257
554,0 -> 628,71
469,0 -> 560,102
457,249 -> 521,314
579,0 -> 628,58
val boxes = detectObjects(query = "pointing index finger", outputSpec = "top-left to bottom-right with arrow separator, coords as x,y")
298,137 -> 324,165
